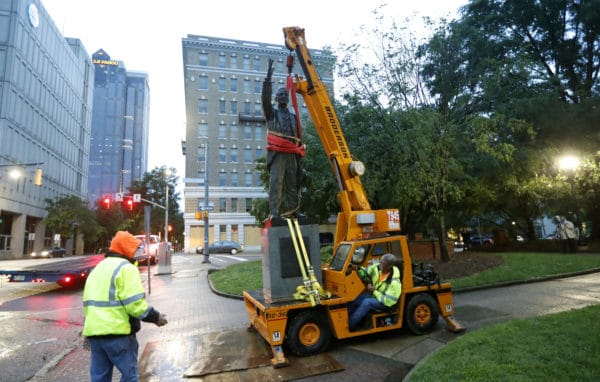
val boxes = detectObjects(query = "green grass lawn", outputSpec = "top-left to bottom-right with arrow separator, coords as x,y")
406,304 -> 600,381
209,252 -> 600,380
449,252 -> 600,289
209,252 -> 600,294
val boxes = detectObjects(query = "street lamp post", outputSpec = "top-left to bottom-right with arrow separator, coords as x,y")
164,174 -> 169,245
557,154 -> 581,235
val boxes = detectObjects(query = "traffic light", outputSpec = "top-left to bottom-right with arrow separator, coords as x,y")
126,198 -> 134,211
101,196 -> 112,209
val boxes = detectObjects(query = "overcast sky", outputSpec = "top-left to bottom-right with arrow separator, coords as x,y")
41,0 -> 467,188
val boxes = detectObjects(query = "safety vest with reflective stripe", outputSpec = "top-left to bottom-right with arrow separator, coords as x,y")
367,264 -> 402,307
82,256 -> 151,336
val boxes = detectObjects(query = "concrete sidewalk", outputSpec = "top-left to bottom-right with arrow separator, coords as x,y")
36,253 -> 248,381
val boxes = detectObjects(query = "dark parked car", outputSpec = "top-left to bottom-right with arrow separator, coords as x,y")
31,246 -> 66,258
196,240 -> 243,255
468,234 -> 494,247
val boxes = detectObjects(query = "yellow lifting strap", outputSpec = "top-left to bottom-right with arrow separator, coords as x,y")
286,218 -> 315,306
286,218 -> 331,305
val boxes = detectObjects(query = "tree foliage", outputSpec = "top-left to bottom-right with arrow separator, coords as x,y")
418,0 -> 600,238
128,166 -> 184,244
44,195 -> 102,250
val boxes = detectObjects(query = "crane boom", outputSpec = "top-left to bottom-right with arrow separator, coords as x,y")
283,26 -> 400,245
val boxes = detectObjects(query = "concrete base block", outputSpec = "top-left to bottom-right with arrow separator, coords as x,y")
262,223 -> 322,302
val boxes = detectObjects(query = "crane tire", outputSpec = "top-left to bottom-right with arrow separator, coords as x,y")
286,310 -> 331,356
405,293 -> 439,335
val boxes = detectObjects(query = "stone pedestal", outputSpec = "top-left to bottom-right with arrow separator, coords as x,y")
262,223 -> 322,302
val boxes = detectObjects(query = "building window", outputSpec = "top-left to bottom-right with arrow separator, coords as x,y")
198,99 -> 208,114
199,52 -> 208,66
230,77 -> 237,92
230,100 -> 237,114
218,54 -> 226,68
230,55 -> 237,69
244,101 -> 251,115
219,77 -> 226,91
231,172 -> 238,187
243,79 -> 250,94
254,79 -> 261,94
245,172 -> 252,187
219,198 -> 226,212
256,146 -> 263,158
254,102 -> 262,116
245,198 -> 253,212
243,56 -> 250,70
219,172 -> 226,186
219,99 -> 226,114
198,123 -> 208,138
230,147 -> 238,163
219,147 -> 227,162
255,126 -> 263,140
197,146 -> 206,160
230,124 -> 238,139
231,199 -> 238,212
198,75 -> 208,90
253,56 -> 261,71
218,124 -> 227,139
244,124 -> 252,140
244,147 -> 252,163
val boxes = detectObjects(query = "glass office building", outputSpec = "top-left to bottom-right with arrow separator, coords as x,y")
181,34 -> 335,252
88,49 -> 149,205
0,0 -> 93,259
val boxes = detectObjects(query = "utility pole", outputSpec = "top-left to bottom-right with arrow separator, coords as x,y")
202,144 -> 211,264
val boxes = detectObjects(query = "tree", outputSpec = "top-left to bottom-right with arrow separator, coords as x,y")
44,195 -> 102,251
419,0 -> 600,238
128,166 -> 184,245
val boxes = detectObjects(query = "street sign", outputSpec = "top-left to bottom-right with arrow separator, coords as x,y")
115,192 -> 123,202
199,205 -> 214,211
133,193 -> 141,202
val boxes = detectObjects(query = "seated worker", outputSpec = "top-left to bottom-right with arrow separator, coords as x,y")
348,253 -> 402,331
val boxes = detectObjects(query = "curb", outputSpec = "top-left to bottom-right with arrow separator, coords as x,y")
207,268 -> 244,300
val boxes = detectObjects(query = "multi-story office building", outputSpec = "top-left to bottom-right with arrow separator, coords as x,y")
181,34 -> 334,252
87,49 -> 149,204
0,0 -> 93,259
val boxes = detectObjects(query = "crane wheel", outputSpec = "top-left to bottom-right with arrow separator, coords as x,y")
286,310 -> 331,356
405,293 -> 439,335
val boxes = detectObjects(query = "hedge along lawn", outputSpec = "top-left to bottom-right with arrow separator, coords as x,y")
449,252 -> 600,289
406,304 -> 600,381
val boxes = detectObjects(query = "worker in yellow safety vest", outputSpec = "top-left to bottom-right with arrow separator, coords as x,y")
82,231 -> 167,382
349,253 -> 402,331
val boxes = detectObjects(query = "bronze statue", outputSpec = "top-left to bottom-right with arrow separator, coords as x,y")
262,58 -> 305,219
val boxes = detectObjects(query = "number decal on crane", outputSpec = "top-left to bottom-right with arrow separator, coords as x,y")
387,210 -> 400,230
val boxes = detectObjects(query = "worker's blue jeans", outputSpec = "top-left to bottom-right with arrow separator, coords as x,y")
348,292 -> 385,330
88,335 -> 139,382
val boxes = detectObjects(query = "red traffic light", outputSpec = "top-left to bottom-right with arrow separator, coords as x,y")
126,198 -> 133,210
101,196 -> 112,209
